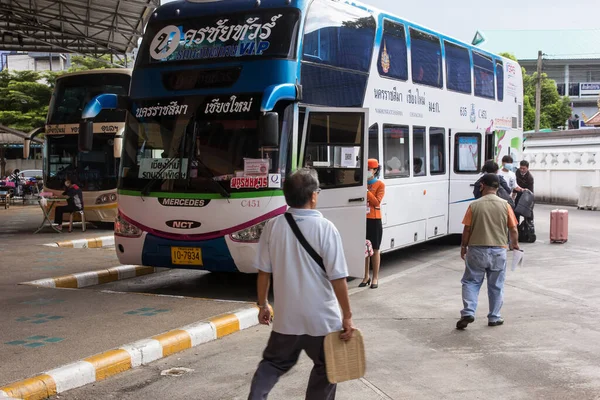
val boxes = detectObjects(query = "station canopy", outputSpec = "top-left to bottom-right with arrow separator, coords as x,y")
0,0 -> 160,55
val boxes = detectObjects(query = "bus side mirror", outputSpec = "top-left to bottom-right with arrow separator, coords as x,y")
259,112 -> 279,148
23,139 -> 31,159
79,119 -> 94,152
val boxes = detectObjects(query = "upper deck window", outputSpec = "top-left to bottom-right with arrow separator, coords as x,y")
48,73 -> 130,124
473,52 -> 495,99
445,41 -> 471,94
378,20 -> 408,81
410,29 -> 443,88
302,0 -> 375,72
138,9 -> 300,65
496,60 -> 504,101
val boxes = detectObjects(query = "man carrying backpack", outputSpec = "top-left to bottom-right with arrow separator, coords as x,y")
473,160 -> 514,210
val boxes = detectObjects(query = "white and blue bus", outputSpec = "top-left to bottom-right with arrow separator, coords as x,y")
80,0 -> 523,276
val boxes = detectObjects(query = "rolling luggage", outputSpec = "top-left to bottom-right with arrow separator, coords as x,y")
550,209 -> 568,243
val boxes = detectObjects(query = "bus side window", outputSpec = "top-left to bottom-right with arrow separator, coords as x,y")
368,124 -> 379,162
429,128 -> 446,175
383,124 -> 409,178
412,126 -> 426,176
410,29 -> 443,88
473,52 -> 495,99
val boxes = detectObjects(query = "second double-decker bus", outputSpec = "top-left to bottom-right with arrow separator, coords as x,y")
44,69 -> 131,223
80,0 -> 523,276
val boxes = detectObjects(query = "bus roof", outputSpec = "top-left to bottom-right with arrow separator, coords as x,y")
154,0 -> 514,65
55,68 -> 133,81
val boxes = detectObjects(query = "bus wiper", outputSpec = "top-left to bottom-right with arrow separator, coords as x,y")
189,119 -> 231,199
141,154 -> 182,196
194,157 -> 231,198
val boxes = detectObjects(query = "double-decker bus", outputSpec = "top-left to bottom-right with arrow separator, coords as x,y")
80,0 -> 523,276
44,69 -> 131,223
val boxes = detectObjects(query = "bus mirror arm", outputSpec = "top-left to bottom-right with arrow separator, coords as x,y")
259,112 -> 279,148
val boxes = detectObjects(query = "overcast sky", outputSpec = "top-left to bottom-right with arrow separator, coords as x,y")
161,0 -> 599,43
368,0 -> 600,43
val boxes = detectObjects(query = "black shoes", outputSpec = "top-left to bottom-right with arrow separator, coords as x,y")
358,279 -> 371,288
488,318 -> 505,327
456,315 -> 475,330
370,282 -> 378,289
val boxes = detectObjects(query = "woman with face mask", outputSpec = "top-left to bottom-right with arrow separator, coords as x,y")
360,159 -> 385,289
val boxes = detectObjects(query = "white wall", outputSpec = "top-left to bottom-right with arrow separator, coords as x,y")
523,129 -> 600,205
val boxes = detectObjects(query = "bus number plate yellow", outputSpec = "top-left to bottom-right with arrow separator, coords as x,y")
171,247 -> 202,265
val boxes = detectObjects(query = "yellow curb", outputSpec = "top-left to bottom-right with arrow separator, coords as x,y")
84,350 -> 132,381
210,313 -> 241,338
0,374 -> 57,400
52,275 -> 78,289
153,330 -> 192,357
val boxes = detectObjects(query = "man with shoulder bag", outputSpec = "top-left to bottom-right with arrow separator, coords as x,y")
248,168 -> 355,400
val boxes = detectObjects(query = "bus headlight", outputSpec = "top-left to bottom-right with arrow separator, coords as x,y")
96,192 -> 117,204
115,214 -> 142,238
230,221 -> 268,242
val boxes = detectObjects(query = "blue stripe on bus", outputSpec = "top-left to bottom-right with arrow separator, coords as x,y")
450,198 -> 476,204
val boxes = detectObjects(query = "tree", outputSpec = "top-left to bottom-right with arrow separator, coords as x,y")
0,69 -> 51,132
500,52 -> 572,131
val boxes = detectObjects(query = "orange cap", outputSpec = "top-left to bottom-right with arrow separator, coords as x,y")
368,159 -> 379,169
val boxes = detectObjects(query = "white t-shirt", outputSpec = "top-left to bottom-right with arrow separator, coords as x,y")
255,208 -> 349,337
499,169 -> 517,192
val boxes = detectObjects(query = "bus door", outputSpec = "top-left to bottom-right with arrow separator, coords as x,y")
448,130 -> 484,234
298,107 -> 368,278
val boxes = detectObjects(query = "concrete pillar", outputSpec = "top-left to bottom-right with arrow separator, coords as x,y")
564,64 -> 569,96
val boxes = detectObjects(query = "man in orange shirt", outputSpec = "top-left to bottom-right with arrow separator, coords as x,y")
457,173 -> 520,330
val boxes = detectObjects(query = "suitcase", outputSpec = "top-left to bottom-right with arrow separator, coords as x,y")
550,209 -> 568,243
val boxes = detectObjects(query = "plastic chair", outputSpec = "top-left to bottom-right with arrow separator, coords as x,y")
68,210 -> 86,232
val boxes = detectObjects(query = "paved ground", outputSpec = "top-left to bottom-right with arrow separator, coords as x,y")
53,204 -> 600,400
0,205 -> 253,387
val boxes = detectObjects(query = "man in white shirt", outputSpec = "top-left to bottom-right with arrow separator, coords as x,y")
248,168 -> 355,400
498,155 -> 518,194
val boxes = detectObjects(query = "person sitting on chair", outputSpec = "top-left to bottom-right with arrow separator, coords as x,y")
53,179 -> 84,232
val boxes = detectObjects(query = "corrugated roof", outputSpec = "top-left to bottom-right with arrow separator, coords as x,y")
480,29 -> 600,61
0,125 -> 43,145
0,0 -> 159,55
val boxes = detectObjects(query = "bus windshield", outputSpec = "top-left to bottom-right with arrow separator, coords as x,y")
48,73 -> 130,124
119,94 -> 289,194
138,9 -> 299,66
44,135 -> 118,191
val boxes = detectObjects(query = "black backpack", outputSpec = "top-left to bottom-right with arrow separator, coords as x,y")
518,218 -> 536,243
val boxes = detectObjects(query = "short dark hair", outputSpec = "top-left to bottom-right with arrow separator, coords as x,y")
501,155 -> 513,163
481,173 -> 500,189
481,160 -> 499,174
283,168 -> 320,208
413,157 -> 423,167
520,160 -> 529,167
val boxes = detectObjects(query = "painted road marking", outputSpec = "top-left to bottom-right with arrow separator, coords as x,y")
20,298 -> 65,306
16,314 -> 64,324
5,336 -> 65,348
124,308 -> 170,317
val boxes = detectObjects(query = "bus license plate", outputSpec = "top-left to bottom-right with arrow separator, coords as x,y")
171,247 -> 202,266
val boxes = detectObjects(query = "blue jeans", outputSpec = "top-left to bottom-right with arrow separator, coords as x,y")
461,246 -> 507,322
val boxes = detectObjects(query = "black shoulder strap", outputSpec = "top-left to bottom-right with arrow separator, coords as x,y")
284,213 -> 326,273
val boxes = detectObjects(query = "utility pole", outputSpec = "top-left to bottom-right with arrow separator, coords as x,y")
534,50 -> 543,132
